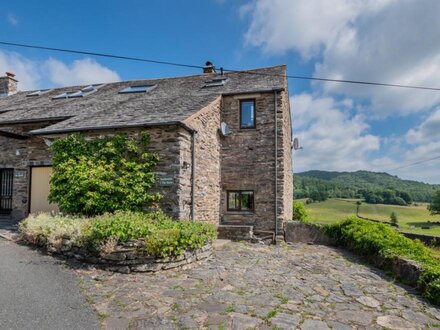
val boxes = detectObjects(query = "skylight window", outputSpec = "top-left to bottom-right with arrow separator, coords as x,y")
119,85 -> 155,94
52,84 -> 103,100
204,78 -> 228,88
26,89 -> 51,97
52,92 -> 69,100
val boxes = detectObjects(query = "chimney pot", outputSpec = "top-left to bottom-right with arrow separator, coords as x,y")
0,72 -> 18,97
203,61 -> 216,74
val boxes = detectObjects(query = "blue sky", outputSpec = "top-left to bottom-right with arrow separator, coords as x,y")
1,0 -> 440,183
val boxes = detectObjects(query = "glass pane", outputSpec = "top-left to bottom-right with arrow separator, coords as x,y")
241,101 -> 255,128
240,191 -> 254,211
228,192 -> 239,210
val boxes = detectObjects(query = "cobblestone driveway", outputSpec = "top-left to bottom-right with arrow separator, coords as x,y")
77,241 -> 440,329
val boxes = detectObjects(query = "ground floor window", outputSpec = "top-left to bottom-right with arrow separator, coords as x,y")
227,190 -> 254,212
0,168 -> 13,213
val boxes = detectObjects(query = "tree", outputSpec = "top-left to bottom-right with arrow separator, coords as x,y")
356,201 -> 362,215
292,201 -> 309,222
428,189 -> 440,215
390,211 -> 398,227
49,132 -> 160,216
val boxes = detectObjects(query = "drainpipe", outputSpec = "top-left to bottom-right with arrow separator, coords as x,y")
274,89 -> 278,238
191,131 -> 196,222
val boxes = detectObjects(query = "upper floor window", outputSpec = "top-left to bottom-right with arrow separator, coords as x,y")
240,99 -> 255,129
227,190 -> 254,212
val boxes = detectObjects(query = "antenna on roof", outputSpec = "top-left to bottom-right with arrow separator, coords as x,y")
219,122 -> 231,136
292,137 -> 303,150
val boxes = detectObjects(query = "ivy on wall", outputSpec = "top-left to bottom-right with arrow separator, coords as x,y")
49,132 -> 160,216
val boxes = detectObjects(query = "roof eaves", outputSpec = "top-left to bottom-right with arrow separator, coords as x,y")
0,116 -> 72,125
29,121 -> 197,136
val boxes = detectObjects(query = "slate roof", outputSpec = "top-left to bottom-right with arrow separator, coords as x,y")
0,65 -> 286,135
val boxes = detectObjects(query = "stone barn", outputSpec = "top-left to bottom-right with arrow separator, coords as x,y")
0,63 -> 293,238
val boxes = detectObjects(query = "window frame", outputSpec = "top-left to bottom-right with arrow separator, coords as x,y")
239,99 -> 256,129
226,190 -> 255,212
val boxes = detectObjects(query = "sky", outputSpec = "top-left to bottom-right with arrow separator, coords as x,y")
1,0 -> 440,183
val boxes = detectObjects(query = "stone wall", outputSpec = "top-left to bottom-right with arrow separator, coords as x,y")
0,122 -> 54,220
0,124 -> 193,221
219,90 -> 293,233
184,97 -> 222,224
284,221 -> 335,245
22,235 -> 212,274
279,89 -> 293,230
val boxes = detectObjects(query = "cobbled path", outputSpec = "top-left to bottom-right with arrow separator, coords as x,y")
77,241 -> 440,329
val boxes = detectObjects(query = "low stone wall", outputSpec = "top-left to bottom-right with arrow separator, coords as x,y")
401,232 -> 440,247
217,225 -> 253,240
284,221 -> 335,245
370,254 -> 422,287
35,239 -> 213,274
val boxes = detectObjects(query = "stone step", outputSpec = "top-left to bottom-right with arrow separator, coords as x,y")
217,225 -> 253,240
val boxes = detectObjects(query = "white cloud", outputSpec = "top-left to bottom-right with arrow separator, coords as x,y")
0,51 -> 41,90
243,0 -> 366,59
7,13 -> 18,26
393,141 -> 440,183
44,58 -> 120,86
242,0 -> 440,116
406,108 -> 440,144
0,50 -> 120,90
292,93 -> 380,172
292,92 -> 440,182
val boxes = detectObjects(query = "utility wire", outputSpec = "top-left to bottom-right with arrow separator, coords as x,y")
387,155 -> 440,171
2,41 -> 440,91
0,41 -> 204,70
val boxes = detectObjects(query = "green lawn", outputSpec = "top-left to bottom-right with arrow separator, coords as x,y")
299,198 -> 440,236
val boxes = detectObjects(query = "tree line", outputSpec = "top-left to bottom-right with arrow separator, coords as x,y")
295,170 -> 439,205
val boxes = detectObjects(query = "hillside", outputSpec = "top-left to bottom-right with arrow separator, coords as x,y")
295,170 -> 439,202
297,198 -> 440,236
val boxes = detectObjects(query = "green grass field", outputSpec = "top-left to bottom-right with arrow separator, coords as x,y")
298,198 -> 440,236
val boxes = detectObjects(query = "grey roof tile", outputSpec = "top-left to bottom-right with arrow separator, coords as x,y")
0,65 -> 286,134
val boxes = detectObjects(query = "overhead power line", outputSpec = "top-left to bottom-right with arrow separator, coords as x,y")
0,41 -> 204,70
387,155 -> 440,172
1,41 -> 440,91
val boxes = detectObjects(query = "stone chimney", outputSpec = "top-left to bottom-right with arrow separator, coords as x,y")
203,61 -> 216,74
0,72 -> 18,97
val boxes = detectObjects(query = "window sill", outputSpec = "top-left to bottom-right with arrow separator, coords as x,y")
225,211 -> 255,215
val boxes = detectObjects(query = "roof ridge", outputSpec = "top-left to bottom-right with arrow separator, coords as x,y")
18,64 -> 287,93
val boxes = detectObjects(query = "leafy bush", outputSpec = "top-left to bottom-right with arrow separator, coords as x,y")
20,211 -> 216,258
325,217 -> 440,305
82,211 -> 169,245
145,221 -> 216,258
292,201 -> 309,222
19,213 -> 88,248
49,133 -> 160,216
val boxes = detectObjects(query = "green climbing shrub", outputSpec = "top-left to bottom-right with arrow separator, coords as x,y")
292,201 -> 309,222
49,132 -> 160,216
